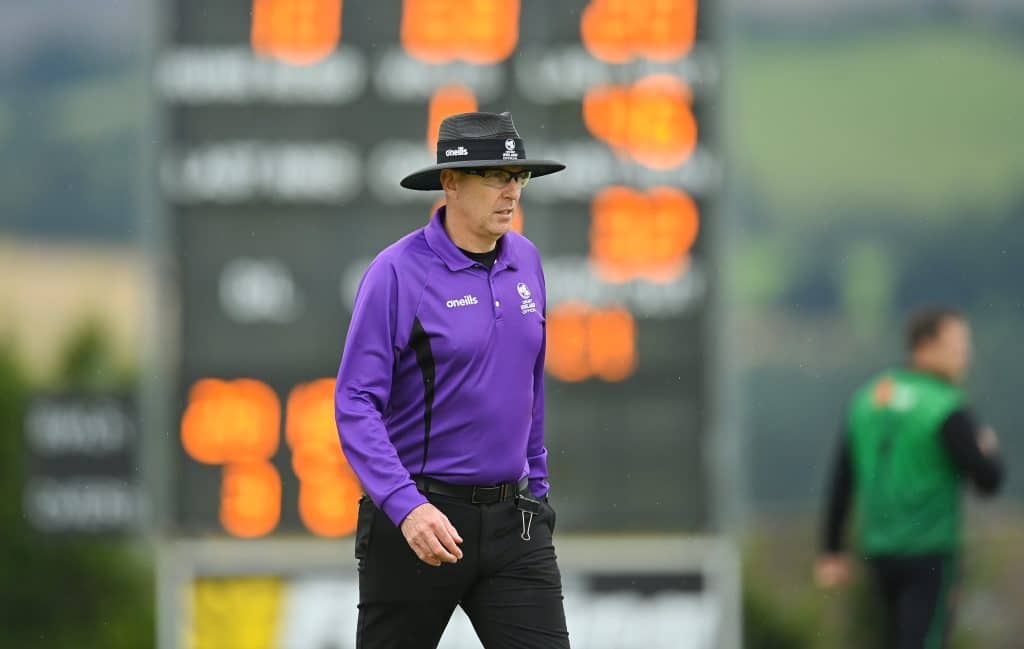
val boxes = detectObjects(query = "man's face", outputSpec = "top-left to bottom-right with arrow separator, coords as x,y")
444,167 -> 525,242
930,317 -> 973,383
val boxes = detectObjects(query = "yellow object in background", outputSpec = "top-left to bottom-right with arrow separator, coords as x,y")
190,578 -> 284,649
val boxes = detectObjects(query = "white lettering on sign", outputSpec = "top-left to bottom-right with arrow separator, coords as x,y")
374,48 -> 504,102
544,256 -> 707,318
157,47 -> 368,104
24,478 -> 141,532
513,45 -> 718,105
160,142 -> 362,204
220,258 -> 304,324
26,400 -> 133,457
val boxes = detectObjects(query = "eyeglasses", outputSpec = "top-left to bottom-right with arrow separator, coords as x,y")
459,168 -> 532,188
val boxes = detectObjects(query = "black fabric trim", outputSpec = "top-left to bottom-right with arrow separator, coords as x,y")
822,429 -> 853,553
458,246 -> 498,269
436,137 -> 526,163
940,409 -> 1004,495
410,317 -> 436,475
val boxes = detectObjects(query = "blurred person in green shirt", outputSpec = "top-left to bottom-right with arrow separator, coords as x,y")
816,306 -> 1004,649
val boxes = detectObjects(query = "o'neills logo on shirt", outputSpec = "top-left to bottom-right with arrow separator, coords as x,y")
445,146 -> 469,157
446,294 -> 479,308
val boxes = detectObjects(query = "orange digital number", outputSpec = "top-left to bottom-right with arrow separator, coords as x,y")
250,0 -> 343,65
546,302 -> 637,383
181,379 -> 282,538
590,186 -> 699,283
220,461 -> 282,539
581,0 -> 697,63
401,0 -> 520,64
286,379 -> 362,537
182,377 -> 364,538
584,75 -> 698,169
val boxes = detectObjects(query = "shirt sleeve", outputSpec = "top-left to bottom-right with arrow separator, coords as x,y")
526,266 -> 550,499
335,259 -> 427,527
822,427 -> 853,554
940,409 -> 1004,496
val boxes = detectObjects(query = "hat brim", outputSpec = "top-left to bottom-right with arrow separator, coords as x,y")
400,159 -> 566,191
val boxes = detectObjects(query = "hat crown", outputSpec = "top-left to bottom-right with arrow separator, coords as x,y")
438,111 -> 520,142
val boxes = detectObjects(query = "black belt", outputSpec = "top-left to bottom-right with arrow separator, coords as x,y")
414,476 -> 528,504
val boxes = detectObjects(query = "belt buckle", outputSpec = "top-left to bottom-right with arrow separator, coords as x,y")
472,484 -> 507,504
471,486 -> 488,504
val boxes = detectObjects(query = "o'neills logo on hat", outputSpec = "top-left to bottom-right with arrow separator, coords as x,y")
445,146 -> 469,158
502,138 -> 518,160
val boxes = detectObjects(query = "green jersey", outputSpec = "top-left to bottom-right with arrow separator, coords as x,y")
846,369 -> 964,555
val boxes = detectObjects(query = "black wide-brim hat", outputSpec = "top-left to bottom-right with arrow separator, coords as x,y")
400,111 -> 566,191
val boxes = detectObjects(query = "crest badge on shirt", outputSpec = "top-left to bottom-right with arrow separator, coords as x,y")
517,282 -> 537,314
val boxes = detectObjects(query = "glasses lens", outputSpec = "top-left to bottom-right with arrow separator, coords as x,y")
480,169 -> 530,187
482,169 -> 511,185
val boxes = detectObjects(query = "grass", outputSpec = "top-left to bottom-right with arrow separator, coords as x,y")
729,23 -> 1024,220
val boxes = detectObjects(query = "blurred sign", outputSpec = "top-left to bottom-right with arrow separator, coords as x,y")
157,0 -> 721,537
186,572 -> 712,649
23,394 -> 145,533
163,537 -> 737,649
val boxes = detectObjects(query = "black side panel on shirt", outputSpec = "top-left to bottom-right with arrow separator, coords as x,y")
940,409 -> 1004,495
409,317 -> 436,475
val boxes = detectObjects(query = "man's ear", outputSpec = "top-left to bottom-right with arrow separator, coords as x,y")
440,169 -> 459,193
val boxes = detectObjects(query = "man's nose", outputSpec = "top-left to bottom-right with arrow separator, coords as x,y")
502,180 -> 522,199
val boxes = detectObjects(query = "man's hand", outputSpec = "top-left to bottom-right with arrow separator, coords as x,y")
400,503 -> 464,567
978,426 -> 1000,456
814,554 -> 852,589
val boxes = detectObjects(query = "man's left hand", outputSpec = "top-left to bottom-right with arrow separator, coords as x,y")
814,554 -> 852,589
399,503 -> 464,567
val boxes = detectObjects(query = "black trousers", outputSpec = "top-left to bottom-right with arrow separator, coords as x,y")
868,554 -> 960,649
353,492 -> 571,649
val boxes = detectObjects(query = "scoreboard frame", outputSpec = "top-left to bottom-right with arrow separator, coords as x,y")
141,0 -> 740,646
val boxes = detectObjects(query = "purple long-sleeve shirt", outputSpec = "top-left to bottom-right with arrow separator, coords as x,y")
335,207 -> 549,527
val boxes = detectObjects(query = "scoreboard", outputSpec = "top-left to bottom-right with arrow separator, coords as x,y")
156,0 -> 723,539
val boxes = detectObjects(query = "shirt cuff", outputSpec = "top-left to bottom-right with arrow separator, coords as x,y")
381,482 -> 428,528
528,477 -> 549,500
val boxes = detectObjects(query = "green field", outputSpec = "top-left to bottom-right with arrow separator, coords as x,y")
730,23 -> 1024,220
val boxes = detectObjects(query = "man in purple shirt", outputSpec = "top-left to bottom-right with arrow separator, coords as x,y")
335,112 -> 570,649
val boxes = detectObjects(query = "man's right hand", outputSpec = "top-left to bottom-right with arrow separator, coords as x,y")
400,503 -> 464,567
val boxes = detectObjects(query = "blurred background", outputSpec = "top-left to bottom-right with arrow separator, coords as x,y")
1,0 -> 1022,647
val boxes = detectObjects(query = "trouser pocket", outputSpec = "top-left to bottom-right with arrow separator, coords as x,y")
542,498 -> 556,533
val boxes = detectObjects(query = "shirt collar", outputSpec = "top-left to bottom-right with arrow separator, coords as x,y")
424,206 -> 519,272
